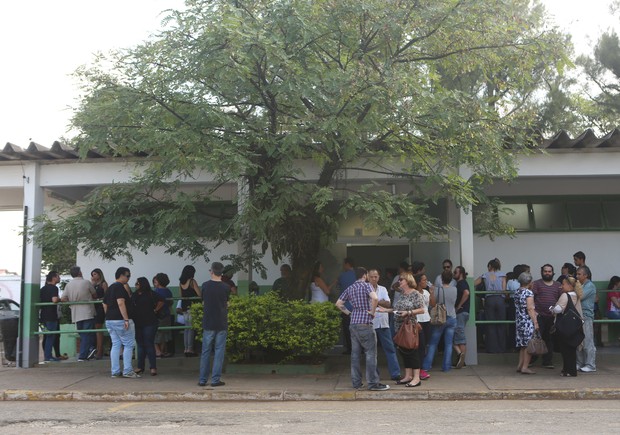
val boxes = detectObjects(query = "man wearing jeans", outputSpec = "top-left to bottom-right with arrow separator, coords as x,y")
62,266 -> 97,361
368,269 -> 401,381
104,267 -> 139,378
336,267 -> 389,391
198,262 -> 230,387
576,265 -> 597,372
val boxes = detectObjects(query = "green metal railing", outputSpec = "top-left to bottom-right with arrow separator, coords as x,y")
34,297 -> 202,335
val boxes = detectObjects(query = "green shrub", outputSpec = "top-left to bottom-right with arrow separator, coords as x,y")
190,292 -> 340,363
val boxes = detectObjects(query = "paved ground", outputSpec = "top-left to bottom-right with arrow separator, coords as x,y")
1,346 -> 619,401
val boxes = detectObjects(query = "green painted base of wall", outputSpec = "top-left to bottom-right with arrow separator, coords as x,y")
225,362 -> 328,375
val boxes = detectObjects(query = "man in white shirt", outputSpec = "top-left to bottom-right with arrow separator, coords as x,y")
368,269 -> 401,381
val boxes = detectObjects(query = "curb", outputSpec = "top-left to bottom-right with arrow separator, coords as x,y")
3,388 -> 620,401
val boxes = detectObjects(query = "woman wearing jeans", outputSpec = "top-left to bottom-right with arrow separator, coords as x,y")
423,270 -> 458,372
131,277 -> 164,376
179,265 -> 201,356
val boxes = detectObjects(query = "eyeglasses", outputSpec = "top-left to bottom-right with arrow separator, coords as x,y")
124,274 -> 131,279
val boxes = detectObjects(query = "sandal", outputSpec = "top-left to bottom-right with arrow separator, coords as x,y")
150,369 -> 157,376
395,379 -> 413,385
405,381 -> 422,387
135,369 -> 144,375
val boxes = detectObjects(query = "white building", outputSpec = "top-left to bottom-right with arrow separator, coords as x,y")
2,129 -> 620,366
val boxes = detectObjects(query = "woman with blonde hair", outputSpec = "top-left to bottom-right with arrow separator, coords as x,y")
551,276 -> 584,377
381,272 -> 425,387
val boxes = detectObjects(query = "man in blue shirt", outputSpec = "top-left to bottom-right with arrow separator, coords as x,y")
336,267 -> 389,391
576,265 -> 597,372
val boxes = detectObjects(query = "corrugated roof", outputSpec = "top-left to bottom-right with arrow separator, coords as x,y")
2,129 -> 620,162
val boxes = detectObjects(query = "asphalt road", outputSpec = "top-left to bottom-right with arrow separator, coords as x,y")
1,400 -> 619,434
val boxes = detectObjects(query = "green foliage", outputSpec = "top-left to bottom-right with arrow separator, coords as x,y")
190,292 -> 341,363
577,25 -> 620,133
32,0 -> 572,299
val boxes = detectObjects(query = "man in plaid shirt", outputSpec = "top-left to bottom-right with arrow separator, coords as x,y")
336,267 -> 390,391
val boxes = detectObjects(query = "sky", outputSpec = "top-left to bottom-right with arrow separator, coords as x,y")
0,0 -> 619,273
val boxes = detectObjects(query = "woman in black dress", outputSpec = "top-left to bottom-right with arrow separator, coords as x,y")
131,277 -> 164,376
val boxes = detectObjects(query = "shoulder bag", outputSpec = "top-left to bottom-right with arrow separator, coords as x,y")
393,317 -> 421,350
526,330 -> 548,355
554,293 -> 585,346
430,287 -> 447,326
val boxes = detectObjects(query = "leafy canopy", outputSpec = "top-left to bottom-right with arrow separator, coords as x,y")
35,0 -> 570,296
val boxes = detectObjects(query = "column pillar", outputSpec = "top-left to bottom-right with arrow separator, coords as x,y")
458,166 -> 477,365
18,162 -> 44,368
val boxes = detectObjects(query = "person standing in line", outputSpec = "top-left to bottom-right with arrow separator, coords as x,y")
61,266 -> 97,361
367,268 -> 401,382
39,271 -> 61,362
413,273 -> 433,381
198,262 -> 230,387
550,276 -> 584,377
532,264 -> 562,369
131,277 -> 164,376
474,258 -> 507,353
310,261 -> 335,303
337,258 -> 356,354
153,273 -> 173,358
336,267 -> 389,391
423,270 -> 458,373
576,265 -> 597,373
179,265 -> 201,357
272,264 -> 292,295
514,272 -> 539,375
453,266 -> 470,369
90,268 -> 108,360
605,276 -> 620,320
434,259 -> 456,289
103,267 -> 140,378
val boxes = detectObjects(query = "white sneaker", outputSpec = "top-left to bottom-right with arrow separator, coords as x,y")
578,367 -> 596,373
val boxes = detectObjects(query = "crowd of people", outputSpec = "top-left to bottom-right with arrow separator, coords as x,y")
38,250 -> 618,388
322,250 -> 619,390
39,263 -> 233,385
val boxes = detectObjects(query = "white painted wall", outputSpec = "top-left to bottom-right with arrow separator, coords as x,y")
77,243 -> 286,291
473,231 -> 619,282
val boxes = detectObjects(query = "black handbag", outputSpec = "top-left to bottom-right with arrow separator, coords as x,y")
554,293 -> 585,346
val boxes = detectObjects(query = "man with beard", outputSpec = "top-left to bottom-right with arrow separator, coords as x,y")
532,264 -> 562,368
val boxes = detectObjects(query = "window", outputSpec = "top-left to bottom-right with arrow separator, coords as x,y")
474,197 -> 620,233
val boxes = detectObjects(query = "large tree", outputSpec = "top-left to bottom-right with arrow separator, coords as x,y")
577,1 -> 620,132
36,0 -> 569,298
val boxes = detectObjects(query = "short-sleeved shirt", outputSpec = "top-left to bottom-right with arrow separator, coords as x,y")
372,285 -> 390,329
155,287 -> 173,317
104,282 -> 132,321
131,290 -> 163,327
532,279 -> 562,318
339,280 -> 374,325
202,280 -> 230,331
456,279 -> 470,314
481,271 -> 506,294
607,291 -> 620,312
40,284 -> 59,322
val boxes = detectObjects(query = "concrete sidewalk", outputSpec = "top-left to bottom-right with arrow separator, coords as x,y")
1,348 -> 619,401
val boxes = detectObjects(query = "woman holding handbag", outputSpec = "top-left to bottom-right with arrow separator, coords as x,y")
550,276 -> 584,377
381,272 -> 425,387
514,272 -> 539,374
423,270 -> 458,373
